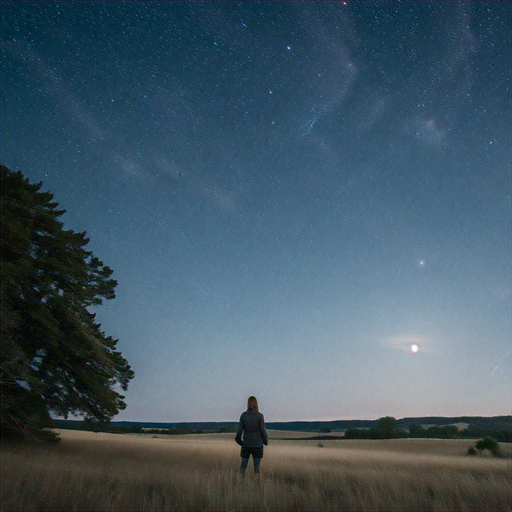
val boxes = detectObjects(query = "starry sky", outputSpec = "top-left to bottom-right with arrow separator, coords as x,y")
2,1 -> 511,423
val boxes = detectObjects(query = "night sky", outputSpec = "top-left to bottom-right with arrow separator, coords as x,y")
2,1 -> 511,423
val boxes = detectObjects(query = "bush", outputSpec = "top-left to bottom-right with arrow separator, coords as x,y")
466,446 -> 478,456
475,436 -> 500,456
344,428 -> 370,439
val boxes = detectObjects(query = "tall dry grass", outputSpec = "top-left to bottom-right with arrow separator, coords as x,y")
1,430 -> 510,511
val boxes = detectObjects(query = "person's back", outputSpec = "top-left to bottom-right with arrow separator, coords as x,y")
236,408 -> 268,447
235,396 -> 268,478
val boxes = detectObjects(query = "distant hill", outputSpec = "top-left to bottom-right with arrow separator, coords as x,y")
53,415 -> 511,434
396,416 -> 511,431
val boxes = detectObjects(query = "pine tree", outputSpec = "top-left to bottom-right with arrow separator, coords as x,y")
1,165 -> 134,442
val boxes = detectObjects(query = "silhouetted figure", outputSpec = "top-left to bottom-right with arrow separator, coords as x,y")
235,396 -> 268,479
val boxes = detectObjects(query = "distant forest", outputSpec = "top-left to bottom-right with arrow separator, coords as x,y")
53,415 -> 511,442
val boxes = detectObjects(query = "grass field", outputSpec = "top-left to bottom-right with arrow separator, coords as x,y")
1,429 -> 510,511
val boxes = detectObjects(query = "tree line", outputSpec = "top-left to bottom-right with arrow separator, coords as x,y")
344,416 -> 511,442
52,419 -> 236,435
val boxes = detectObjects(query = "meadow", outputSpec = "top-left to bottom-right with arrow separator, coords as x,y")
1,429 -> 510,512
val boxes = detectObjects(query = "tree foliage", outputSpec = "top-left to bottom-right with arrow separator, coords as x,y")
374,416 -> 399,438
408,423 -> 425,436
344,417 -> 404,440
1,166 -> 134,442
475,436 -> 500,456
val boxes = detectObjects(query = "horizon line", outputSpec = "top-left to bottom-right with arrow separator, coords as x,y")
56,414 -> 511,424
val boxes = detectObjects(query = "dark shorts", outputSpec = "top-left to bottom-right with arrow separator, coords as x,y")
241,446 -> 264,459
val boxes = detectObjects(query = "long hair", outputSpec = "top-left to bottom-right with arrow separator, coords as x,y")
247,396 -> 259,412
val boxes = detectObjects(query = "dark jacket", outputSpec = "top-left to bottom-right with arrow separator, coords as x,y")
235,409 -> 268,447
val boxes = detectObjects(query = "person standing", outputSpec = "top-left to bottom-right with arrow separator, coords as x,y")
235,396 -> 268,478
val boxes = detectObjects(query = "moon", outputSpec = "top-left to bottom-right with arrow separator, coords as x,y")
411,344 -> 419,353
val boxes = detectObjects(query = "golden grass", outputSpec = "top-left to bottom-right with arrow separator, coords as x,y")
1,429 -> 510,512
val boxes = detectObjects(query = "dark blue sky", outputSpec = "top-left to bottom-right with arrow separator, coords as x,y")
2,1 -> 510,422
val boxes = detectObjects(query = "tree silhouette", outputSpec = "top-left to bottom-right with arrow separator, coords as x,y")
1,166 -> 134,442
373,416 -> 399,438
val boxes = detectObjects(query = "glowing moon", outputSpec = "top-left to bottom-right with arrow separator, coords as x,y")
411,344 -> 419,353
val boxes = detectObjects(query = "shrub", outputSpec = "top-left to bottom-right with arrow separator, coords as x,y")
466,446 -> 478,456
475,437 -> 500,457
